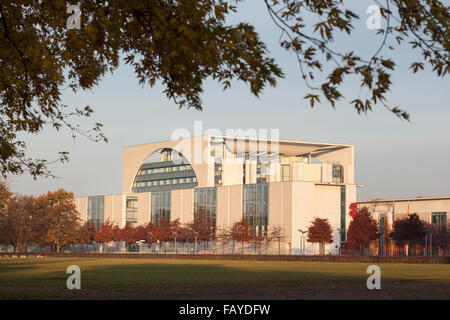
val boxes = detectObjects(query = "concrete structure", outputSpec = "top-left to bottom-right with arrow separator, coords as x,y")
75,136 -> 358,254
357,197 -> 450,230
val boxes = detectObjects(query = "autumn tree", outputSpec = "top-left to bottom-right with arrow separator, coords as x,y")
28,195 -> 53,248
216,227 -> 231,254
116,223 -> 138,251
143,222 -> 159,248
347,207 -> 379,255
390,213 -> 426,255
0,181 -> 11,210
44,189 -> 81,252
269,225 -> 285,255
252,231 -> 267,255
186,209 -> 217,251
0,195 -> 36,252
230,218 -> 252,254
307,218 -> 333,255
74,221 -> 97,246
1,1 -> 448,177
94,219 -> 117,244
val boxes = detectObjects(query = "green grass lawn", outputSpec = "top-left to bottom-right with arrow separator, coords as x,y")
0,257 -> 449,299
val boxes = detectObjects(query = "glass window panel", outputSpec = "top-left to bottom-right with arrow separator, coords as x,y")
151,191 -> 171,224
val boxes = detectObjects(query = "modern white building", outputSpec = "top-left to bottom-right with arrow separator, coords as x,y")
75,135 -> 358,254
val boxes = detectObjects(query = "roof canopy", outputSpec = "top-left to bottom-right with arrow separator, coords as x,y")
216,136 -> 351,157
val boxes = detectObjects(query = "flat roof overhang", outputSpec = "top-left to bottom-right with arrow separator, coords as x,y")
215,136 -> 352,157
357,196 -> 450,204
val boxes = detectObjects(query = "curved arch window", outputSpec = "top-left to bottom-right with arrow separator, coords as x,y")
132,148 -> 198,193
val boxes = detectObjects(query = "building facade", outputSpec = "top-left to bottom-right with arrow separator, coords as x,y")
75,136 -> 358,254
357,197 -> 450,230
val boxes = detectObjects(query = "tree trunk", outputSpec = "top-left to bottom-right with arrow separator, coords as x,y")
319,242 -> 325,255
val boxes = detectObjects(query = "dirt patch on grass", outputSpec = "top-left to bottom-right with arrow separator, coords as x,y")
1,281 -> 449,300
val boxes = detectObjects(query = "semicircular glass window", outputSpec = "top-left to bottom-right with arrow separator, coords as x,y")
132,148 -> 198,193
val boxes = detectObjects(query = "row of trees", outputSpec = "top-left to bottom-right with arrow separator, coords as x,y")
3,181 -> 446,255
92,218 -> 287,254
346,207 -> 449,256
87,216 -> 335,255
0,186 -> 87,252
1,181 -> 336,254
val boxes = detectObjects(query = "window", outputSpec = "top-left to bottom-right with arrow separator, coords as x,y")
257,158 -> 271,184
340,186 -> 346,241
151,191 -> 171,224
332,164 -> 344,184
194,188 -> 217,229
126,197 -> 138,227
88,196 -> 104,230
281,164 -> 291,182
431,212 -> 447,231
211,138 -> 225,159
243,184 -> 269,237
379,213 -> 386,233
214,162 -> 223,186
132,148 -> 198,192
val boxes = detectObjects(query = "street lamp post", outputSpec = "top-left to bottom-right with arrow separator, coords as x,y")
425,227 -> 432,257
148,232 -> 153,253
209,232 -> 214,253
297,229 -> 307,255
430,231 -> 433,256
193,231 -> 199,254
172,231 -> 177,254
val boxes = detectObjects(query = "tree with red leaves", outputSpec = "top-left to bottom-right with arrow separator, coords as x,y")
94,219 -> 117,244
422,222 -> 449,256
347,207 -> 379,255
117,223 -> 137,251
143,223 -> 158,246
230,218 -> 252,254
307,217 -> 333,255
348,203 -> 357,219
157,219 -> 173,253
75,220 -> 96,245
391,213 -> 426,256
186,209 -> 217,251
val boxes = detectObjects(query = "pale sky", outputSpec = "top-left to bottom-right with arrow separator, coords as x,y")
8,1 -> 450,200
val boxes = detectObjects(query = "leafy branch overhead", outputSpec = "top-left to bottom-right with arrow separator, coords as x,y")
264,0 -> 449,121
0,1 -> 448,177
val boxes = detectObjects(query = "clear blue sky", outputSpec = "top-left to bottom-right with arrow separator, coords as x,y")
8,1 -> 450,200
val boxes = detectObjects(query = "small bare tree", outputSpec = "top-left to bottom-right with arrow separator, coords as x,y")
269,225 -> 285,255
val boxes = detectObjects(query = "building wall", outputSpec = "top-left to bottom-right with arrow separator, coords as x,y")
75,194 -> 125,227
290,181 -> 315,254
136,193 -> 150,225
216,184 -> 243,229
171,189 -> 194,224
104,194 -> 125,226
222,158 -> 244,186
75,197 -> 88,222
313,185 -> 341,254
358,198 -> 450,226
268,182 -> 294,254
